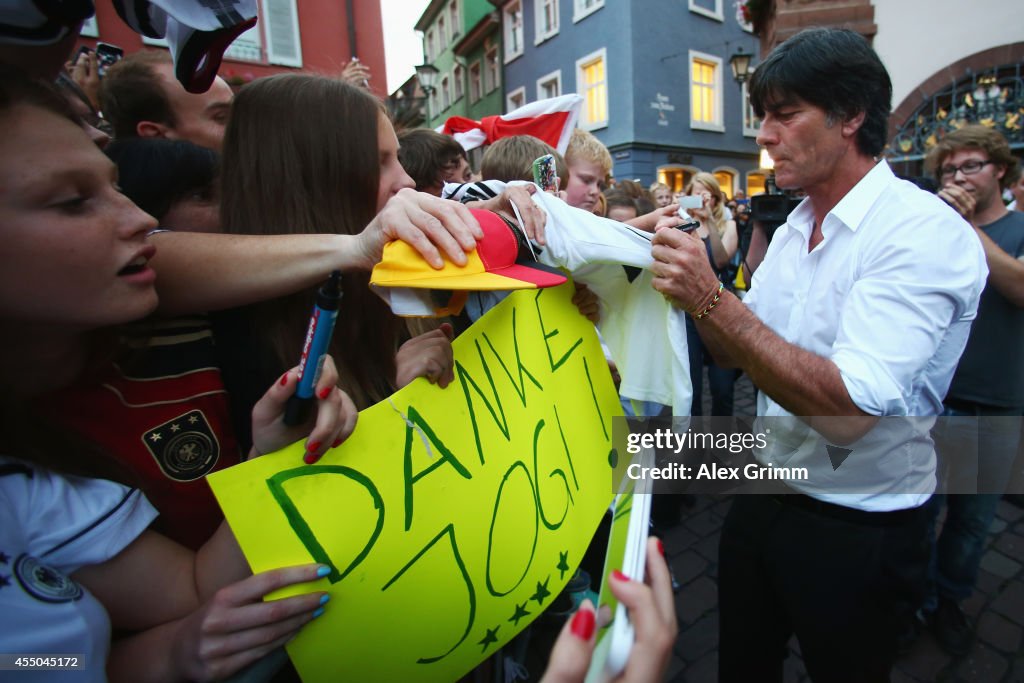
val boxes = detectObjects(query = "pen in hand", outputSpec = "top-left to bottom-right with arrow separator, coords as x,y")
674,219 -> 701,233
284,271 -> 343,427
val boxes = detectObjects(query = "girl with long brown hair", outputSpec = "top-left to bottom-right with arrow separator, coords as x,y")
216,75 -> 457,432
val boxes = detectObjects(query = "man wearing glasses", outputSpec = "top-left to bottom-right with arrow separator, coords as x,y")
920,124 -> 1024,656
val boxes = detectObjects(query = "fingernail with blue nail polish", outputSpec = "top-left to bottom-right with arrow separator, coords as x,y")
316,566 -> 331,578
319,594 -> 329,606
312,607 -> 326,618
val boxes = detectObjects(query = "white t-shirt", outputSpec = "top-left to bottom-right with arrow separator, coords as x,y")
744,161 -> 988,511
0,457 -> 157,682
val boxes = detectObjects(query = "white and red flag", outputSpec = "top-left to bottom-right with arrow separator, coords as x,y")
439,94 -> 583,154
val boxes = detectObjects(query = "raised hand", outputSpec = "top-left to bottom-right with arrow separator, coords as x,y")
395,323 -> 456,389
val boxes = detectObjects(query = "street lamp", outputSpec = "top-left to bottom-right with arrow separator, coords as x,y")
414,63 -> 440,122
729,47 -> 758,196
729,47 -> 752,86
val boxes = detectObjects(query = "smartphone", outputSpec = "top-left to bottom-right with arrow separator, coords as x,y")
72,45 -> 92,65
95,42 -> 124,77
585,449 -> 653,683
678,195 -> 703,210
532,154 -> 559,193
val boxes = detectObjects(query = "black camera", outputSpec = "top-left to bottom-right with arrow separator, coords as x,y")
750,194 -> 801,243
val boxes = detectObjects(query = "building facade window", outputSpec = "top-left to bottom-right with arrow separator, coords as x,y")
438,15 -> 447,50
735,0 -> 753,31
746,171 -> 766,196
139,0 -> 288,65
485,46 -> 501,93
713,168 -> 736,198
504,1 -> 524,62
453,64 -> 464,102
658,166 -> 698,193
469,61 -> 482,102
450,0 -> 461,39
742,78 -> 760,137
441,75 -> 450,110
425,29 -> 435,61
689,50 -> 723,131
535,0 -> 559,43
221,16 -> 262,62
576,48 -> 608,130
263,0 -> 302,66
507,86 -> 527,112
573,0 -> 604,23
536,69 -> 562,101
688,0 -> 723,22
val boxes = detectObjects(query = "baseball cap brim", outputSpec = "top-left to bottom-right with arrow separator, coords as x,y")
371,209 -> 567,290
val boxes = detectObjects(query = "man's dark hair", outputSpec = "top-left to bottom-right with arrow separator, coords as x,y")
105,138 -> 219,221
397,128 -> 467,192
748,27 -> 892,157
99,51 -> 176,140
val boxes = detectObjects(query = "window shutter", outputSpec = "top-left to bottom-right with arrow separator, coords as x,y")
263,0 -> 303,67
223,20 -> 262,62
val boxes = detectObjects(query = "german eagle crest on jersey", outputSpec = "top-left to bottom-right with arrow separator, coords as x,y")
142,409 -> 220,481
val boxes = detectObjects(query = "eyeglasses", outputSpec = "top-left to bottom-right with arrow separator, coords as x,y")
939,159 -> 992,179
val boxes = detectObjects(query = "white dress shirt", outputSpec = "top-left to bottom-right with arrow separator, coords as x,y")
743,161 -> 988,511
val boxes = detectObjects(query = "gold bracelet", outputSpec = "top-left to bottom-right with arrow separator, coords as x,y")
695,282 -> 725,320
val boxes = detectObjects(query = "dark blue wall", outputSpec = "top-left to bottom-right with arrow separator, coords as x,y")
503,0 -> 762,190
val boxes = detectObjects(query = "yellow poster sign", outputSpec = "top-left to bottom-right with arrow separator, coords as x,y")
209,284 -> 622,682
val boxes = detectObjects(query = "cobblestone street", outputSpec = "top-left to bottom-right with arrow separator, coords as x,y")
660,372 -> 1024,683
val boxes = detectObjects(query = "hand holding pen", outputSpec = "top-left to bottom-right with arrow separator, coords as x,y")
285,272 -> 342,426
673,219 -> 701,233
265,271 -> 355,464
250,354 -> 358,464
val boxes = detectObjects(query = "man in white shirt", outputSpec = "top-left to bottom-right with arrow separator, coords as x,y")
650,28 -> 987,682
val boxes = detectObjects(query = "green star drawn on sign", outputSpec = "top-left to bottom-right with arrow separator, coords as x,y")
556,551 -> 570,579
478,625 -> 500,652
530,576 -> 552,606
508,601 -> 531,626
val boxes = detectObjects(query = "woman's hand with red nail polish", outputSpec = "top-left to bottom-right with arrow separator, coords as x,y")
249,355 -> 357,463
538,600 -> 597,683
608,538 -> 677,682
538,538 -> 677,683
